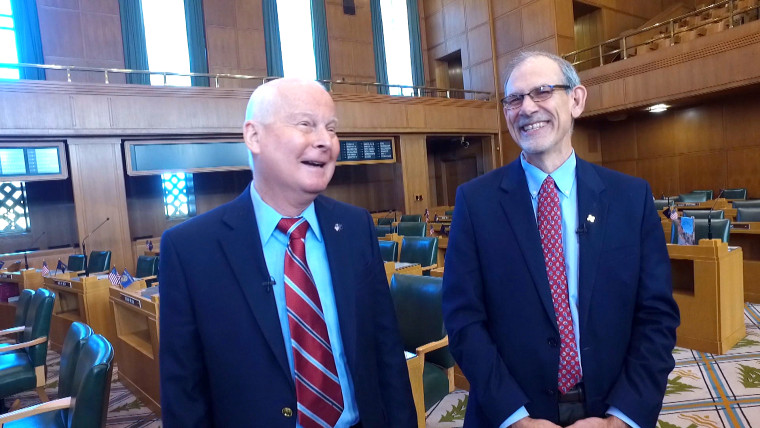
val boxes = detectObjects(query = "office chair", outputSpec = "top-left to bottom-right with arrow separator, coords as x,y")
377,217 -> 394,226
375,225 -> 393,238
135,255 -> 159,287
399,237 -> 438,274
654,199 -> 672,211
681,209 -> 724,220
86,251 -> 111,275
737,208 -> 760,222
733,200 -> 760,208
692,189 -> 714,200
678,192 -> 709,203
723,188 -> 747,200
400,214 -> 423,222
397,222 -> 427,237
378,240 -> 399,263
671,218 -> 730,243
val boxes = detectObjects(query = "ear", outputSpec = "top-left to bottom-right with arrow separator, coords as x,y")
569,85 -> 587,119
243,120 -> 262,156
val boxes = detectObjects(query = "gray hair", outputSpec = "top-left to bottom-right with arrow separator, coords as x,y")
503,51 -> 581,94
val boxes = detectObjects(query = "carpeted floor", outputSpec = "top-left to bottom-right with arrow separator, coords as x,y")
8,304 -> 760,427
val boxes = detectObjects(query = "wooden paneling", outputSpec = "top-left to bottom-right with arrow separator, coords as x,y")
572,123 -> 602,163
443,0 -> 467,38
400,135 -> 431,214
726,147 -> 760,198
603,159 -> 637,176
672,105 -> 723,154
522,0 -> 556,46
678,151 -> 727,194
494,11 -> 523,56
723,96 -> 760,149
637,156 -> 679,196
598,119 -> 637,162
465,0 -> 489,29
636,114 -> 676,159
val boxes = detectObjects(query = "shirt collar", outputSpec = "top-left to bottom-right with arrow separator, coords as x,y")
249,184 -> 323,244
520,151 -> 577,199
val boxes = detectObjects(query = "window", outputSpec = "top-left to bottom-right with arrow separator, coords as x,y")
161,172 -> 195,219
0,181 -> 30,233
276,0 -> 317,80
0,0 -> 19,80
380,0 -> 414,96
141,0 -> 191,86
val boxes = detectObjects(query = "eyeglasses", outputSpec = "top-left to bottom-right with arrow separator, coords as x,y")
501,84 -> 572,110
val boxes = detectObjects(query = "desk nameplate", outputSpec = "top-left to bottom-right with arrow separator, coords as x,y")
53,280 -> 72,288
121,294 -> 142,308
732,223 -> 751,230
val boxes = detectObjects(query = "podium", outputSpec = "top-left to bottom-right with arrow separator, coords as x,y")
109,286 -> 161,416
728,222 -> 760,303
43,275 -> 115,352
0,269 -> 43,329
668,240 -> 745,354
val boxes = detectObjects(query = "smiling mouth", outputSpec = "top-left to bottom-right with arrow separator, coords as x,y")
302,160 -> 326,168
521,122 -> 547,132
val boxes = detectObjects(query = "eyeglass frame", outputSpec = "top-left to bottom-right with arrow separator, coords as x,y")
501,84 -> 573,110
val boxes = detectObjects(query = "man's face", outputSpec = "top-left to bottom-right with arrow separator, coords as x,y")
247,83 -> 339,205
504,56 -> 585,160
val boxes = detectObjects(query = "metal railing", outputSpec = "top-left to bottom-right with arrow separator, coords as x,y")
0,62 -> 493,101
562,0 -> 759,68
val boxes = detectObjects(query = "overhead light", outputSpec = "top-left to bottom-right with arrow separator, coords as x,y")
648,103 -> 669,113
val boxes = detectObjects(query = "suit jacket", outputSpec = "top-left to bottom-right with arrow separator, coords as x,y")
442,157 -> 680,427
159,186 -> 416,427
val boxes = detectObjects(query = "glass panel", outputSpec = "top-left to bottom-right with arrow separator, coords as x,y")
161,172 -> 195,219
142,0 -> 191,86
380,0 -> 414,96
0,181 -> 31,233
276,0 -> 317,80
0,0 -> 11,16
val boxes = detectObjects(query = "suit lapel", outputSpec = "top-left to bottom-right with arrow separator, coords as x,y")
499,160 -> 558,329
218,188 -> 292,380
575,159 -> 608,326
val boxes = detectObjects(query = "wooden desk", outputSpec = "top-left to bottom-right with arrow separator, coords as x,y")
384,262 -> 423,283
660,199 -> 738,221
0,269 -> 43,329
406,351 -> 425,428
668,240 -> 745,354
43,275 -> 115,352
430,267 -> 444,278
109,286 -> 161,416
729,222 -> 760,302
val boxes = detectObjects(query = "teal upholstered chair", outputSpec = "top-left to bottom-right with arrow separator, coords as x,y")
0,288 -> 56,402
737,208 -> 760,222
723,188 -> 747,200
733,200 -> 760,208
375,225 -> 393,238
86,251 -> 111,275
444,210 -> 454,216
389,274 -> 455,410
397,222 -> 426,237
692,189 -> 714,200
682,210 -> 724,220
378,240 -> 398,262
0,333 -> 114,428
377,217 -> 394,226
400,214 -> 422,222
135,255 -> 159,287
10,290 -> 34,344
57,322 -> 95,398
671,219 -> 731,243
678,192 -> 709,203
66,255 -> 85,273
399,237 -> 438,274
654,199 -> 672,211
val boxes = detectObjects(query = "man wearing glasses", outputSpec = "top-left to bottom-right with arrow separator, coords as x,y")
442,51 -> 679,427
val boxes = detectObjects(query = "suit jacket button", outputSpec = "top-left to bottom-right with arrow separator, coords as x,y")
548,338 -> 558,347
282,407 -> 293,417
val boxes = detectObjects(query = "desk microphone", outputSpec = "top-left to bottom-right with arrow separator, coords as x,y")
81,217 -> 110,277
262,277 -> 276,293
707,189 -> 724,240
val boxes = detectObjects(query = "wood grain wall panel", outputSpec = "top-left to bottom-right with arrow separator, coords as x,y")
494,11 -> 523,56
205,0 -> 236,27
468,60 -> 495,93
236,0 -> 265,30
726,147 -> 760,198
599,79 -> 626,108
465,0 -> 489,29
723,97 -> 760,149
636,114 -> 676,158
672,105 -> 723,155
424,0 -> 443,16
598,119 -> 637,162
572,124 -> 602,163
80,0 -> 119,14
427,10 -> 446,48
557,35 -> 574,56
237,30 -> 267,70
636,156 -> 679,196
677,151 -> 727,193
38,0 -> 79,9
400,135 -> 430,214
601,9 -> 645,40
521,0 -> 555,45
81,13 -> 123,62
491,0 -> 521,18
603,160 -> 637,176
444,0 -> 466,38
467,24 -> 493,65
206,26 -> 240,69
38,7 -> 85,59
555,0 -> 575,39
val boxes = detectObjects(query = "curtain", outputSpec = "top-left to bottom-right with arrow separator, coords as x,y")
184,0 -> 209,86
262,0 -> 284,77
369,0 -> 389,94
10,0 -> 45,80
406,0 -> 424,92
310,0 -> 331,82
118,0 -> 150,84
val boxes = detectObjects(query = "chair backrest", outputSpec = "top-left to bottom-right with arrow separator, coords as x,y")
13,289 -> 34,328
397,222 -> 426,237
682,209 -> 724,220
67,254 -> 86,272
377,217 -> 394,226
671,218 -> 730,243
692,189 -> 714,200
375,225 -> 393,238
68,334 -> 114,428
87,251 -> 111,274
400,214 -> 422,222
723,188 -> 747,200
733,200 -> 760,208
378,240 -> 398,262
389,274 -> 455,370
737,208 -> 760,222
58,322 -> 94,398
22,288 -> 56,366
135,255 -> 159,278
400,236 -> 438,266
444,210 -> 454,216
678,192 -> 709,203
654,199 -> 672,211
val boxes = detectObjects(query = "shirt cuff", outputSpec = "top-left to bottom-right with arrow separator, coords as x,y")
607,407 -> 639,428
500,406 -> 529,428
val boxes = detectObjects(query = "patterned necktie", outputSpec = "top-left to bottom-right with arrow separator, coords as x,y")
537,176 -> 581,394
277,217 -> 344,427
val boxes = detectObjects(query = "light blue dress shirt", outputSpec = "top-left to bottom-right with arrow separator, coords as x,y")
250,185 -> 359,427
501,153 -> 638,428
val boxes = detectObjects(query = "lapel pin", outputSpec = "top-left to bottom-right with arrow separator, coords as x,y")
587,214 -> 595,223
334,223 -> 343,232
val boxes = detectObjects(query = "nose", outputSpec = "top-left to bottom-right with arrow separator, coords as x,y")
519,95 -> 541,115
312,125 -> 334,149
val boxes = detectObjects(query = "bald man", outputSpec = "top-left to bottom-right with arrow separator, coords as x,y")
159,79 -> 416,428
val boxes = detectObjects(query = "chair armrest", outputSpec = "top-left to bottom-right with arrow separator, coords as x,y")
0,397 -> 71,426
140,275 -> 158,282
420,264 -> 438,272
415,335 -> 448,357
0,326 -> 24,336
0,336 -> 47,353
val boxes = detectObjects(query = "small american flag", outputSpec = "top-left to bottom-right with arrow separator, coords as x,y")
670,208 -> 679,221
41,261 -> 49,277
147,240 -> 154,251
424,209 -> 430,223
108,268 -> 121,286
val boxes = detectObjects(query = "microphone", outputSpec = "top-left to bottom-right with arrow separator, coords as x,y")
82,218 -> 110,277
707,189 -> 724,240
262,276 -> 276,293
23,232 -> 46,269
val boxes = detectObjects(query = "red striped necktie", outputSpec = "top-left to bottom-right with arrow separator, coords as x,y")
277,217 -> 344,427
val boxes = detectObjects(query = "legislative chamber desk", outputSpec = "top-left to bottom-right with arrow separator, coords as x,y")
109,284 -> 161,416
728,222 -> 760,303
43,274 -> 115,352
0,269 -> 43,329
669,240 -> 745,354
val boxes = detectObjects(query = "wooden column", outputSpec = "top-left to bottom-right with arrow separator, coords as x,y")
399,135 -> 430,215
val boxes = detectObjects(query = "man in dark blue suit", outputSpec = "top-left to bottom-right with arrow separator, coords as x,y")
442,52 -> 679,428
159,78 -> 415,427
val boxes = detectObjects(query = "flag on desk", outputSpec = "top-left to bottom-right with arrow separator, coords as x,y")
108,268 -> 121,286
56,260 -> 67,274
0,261 -> 4,270
41,261 -> 49,277
147,240 -> 153,252
121,269 -> 136,287
424,208 -> 430,223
